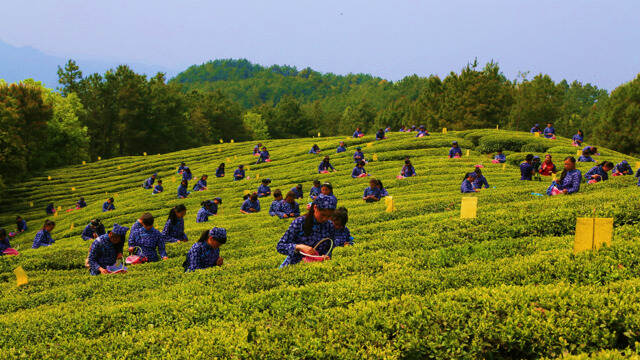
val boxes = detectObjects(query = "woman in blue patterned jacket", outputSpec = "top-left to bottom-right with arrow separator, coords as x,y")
183,228 -> 227,272
87,224 -> 129,275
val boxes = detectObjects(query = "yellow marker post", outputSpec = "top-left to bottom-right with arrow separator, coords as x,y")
502,163 -> 506,171
577,150 -> 581,156
47,176 -> 51,181
97,156 -> 102,161
442,128 -> 447,134
143,152 -> 147,156
574,217 -> 614,254
385,196 -> 396,213
82,161 -> 86,165
466,149 -> 470,157
372,154 -> 378,161
70,223 -> 74,231
460,197 -> 478,219
496,124 -> 499,130
231,139 -> 234,143
14,266 -> 28,287
219,139 -> 224,143
318,132 -> 321,137
534,132 -> 540,137
71,187 -> 75,191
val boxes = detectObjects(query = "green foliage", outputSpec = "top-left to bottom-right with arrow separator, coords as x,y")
0,130 -> 639,358
242,112 -> 270,140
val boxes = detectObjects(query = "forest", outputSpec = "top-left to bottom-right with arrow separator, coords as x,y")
1,58 -> 638,189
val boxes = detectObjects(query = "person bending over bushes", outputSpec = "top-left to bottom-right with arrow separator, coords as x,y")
547,156 -> 582,195
88,224 -> 128,275
32,220 -> 56,249
240,193 -> 260,214
128,212 -> 167,262
183,228 -> 226,272
162,205 -> 188,243
585,161 -> 613,184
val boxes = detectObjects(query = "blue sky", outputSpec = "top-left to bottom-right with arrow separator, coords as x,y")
2,0 -> 639,89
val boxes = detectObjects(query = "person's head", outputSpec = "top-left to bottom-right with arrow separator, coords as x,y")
109,224 -> 128,244
90,218 -> 101,229
369,178 -> 377,188
532,156 -> 541,164
578,129 -> 583,136
250,192 -> 258,202
108,197 -> 114,203
474,167 -> 483,176
262,178 -> 271,185
592,147 -> 598,154
43,219 -> 55,231
377,180 -> 384,189
181,180 -> 188,187
0,228 -> 6,240
169,204 -> 187,222
219,163 -> 225,169
313,180 -> 321,188
239,164 -> 244,169
497,149 -> 503,154
563,156 -> 576,171
356,147 -> 361,152
356,127 -> 361,131
304,194 -> 337,234
140,212 -> 154,230
323,156 -> 330,163
285,191 -> 296,203
313,144 -> 319,149
534,124 -> 539,128
261,146 -> 267,151
213,197 -> 222,205
525,154 -> 534,163
151,173 -> 157,179
547,123 -> 552,127
452,141 -> 459,148
201,200 -> 213,210
198,227 -> 227,248
16,216 -> 22,223
181,162 -> 186,167
321,182 -> 333,195
201,174 -> 208,180
378,128 -> 383,132
339,141 -> 345,146
79,197 -> 85,202
545,154 -> 552,162
273,189 -> 283,200
465,172 -> 478,182
332,207 -> 348,229
405,159 -> 411,166
358,161 -> 365,168
600,161 -> 614,171
296,184 -> 303,191
157,179 -> 163,185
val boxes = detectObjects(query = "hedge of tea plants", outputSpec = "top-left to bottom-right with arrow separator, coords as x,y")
1,129 -> 639,359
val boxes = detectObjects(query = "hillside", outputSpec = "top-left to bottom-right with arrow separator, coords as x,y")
2,129 -> 640,358
170,58 -> 382,108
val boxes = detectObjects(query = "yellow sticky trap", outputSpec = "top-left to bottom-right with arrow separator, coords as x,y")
143,152 -> 147,156
460,197 -> 478,219
577,150 -> 581,156
372,154 -> 378,161
466,149 -> 470,157
594,218 -> 613,250
502,163 -> 506,170
496,125 -> 499,130
317,132 -> 321,137
219,139 -> 224,143
47,176 -> 51,181
97,156 -> 101,161
574,218 -> 595,254
385,196 -> 396,213
231,139 -> 234,143
442,128 -> 447,134
534,132 -> 540,137
82,161 -> 86,165
29,201 -> 33,207
14,266 -> 28,287
71,187 -> 75,191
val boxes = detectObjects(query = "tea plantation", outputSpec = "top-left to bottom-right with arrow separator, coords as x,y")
2,129 -> 640,359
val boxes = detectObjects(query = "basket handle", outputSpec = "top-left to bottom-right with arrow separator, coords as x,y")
301,238 -> 333,259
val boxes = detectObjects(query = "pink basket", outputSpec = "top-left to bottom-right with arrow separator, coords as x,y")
125,249 -> 148,265
453,155 -> 461,159
2,248 -> 19,256
266,159 -> 272,162
551,187 -> 563,196
357,173 -> 368,178
358,134 -> 364,138
588,179 -> 598,184
396,175 -> 405,179
418,134 -> 424,138
612,172 -> 622,177
320,170 -> 329,174
301,238 -> 333,263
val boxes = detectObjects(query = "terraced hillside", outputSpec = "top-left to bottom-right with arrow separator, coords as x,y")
2,129 -> 640,359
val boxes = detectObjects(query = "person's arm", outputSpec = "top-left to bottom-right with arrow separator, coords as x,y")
293,202 -> 300,217
87,241 -> 106,274
255,201 -> 261,212
564,172 -> 581,194
482,177 -> 490,189
32,232 -> 42,248
185,247 -> 199,272
81,226 -> 93,241
157,232 -> 168,259
351,168 -> 359,178
276,219 -> 312,256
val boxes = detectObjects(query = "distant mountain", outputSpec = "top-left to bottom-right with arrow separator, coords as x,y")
170,58 -> 382,108
0,40 -> 178,88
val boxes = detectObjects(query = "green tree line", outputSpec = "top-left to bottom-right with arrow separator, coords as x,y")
1,58 -> 639,190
